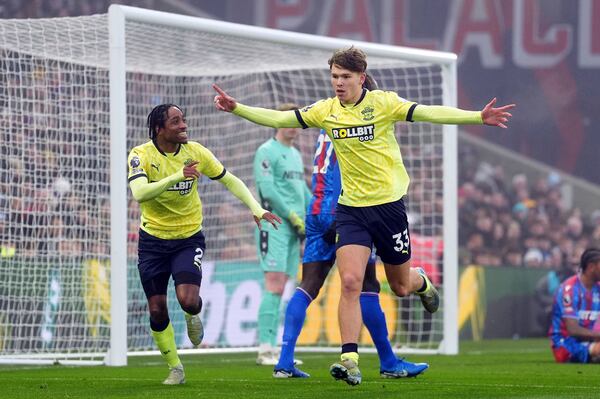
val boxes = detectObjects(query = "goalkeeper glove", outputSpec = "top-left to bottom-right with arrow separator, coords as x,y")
288,210 -> 305,239
323,221 -> 336,244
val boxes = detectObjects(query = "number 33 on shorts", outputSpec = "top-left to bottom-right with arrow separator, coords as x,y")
393,229 -> 410,254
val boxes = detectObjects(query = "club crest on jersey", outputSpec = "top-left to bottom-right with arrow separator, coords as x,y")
168,179 -> 194,195
184,158 -> 194,166
361,106 -> 375,121
332,124 -> 374,142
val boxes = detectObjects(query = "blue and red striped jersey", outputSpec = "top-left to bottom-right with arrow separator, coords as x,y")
549,274 -> 600,343
307,130 -> 340,215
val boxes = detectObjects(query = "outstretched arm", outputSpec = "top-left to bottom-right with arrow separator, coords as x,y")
213,84 -> 301,129
218,170 -> 282,229
412,98 -> 515,128
480,98 -> 515,128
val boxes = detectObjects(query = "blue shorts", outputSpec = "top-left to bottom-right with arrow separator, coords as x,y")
303,213 -> 377,264
303,214 -> 337,263
335,198 -> 410,265
551,336 -> 590,363
137,229 -> 205,298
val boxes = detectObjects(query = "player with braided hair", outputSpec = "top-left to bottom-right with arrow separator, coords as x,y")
128,104 -> 281,384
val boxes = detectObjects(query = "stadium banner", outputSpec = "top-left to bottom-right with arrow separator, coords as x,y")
458,265 -> 550,340
195,261 -> 400,348
0,258 -> 550,353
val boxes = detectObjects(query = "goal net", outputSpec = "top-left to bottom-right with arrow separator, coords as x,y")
0,5 -> 457,365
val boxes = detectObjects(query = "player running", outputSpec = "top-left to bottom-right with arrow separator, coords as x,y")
128,104 -> 280,384
213,46 -> 514,385
273,76 -> 428,380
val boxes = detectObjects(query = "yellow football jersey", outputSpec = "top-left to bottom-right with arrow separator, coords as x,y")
127,141 -> 224,239
296,89 -> 416,207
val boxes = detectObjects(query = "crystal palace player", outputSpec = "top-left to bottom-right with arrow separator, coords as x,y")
550,248 -> 600,363
273,75 -> 427,379
128,104 -> 280,385
213,46 -> 515,385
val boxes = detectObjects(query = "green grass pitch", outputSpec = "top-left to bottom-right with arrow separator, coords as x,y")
1,338 -> 598,398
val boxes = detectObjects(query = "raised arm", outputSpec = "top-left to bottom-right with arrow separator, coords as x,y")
412,98 -> 515,128
480,98 -> 515,129
213,84 -> 302,129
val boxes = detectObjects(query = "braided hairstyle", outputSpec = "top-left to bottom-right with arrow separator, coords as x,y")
580,247 -> 600,272
147,104 -> 182,140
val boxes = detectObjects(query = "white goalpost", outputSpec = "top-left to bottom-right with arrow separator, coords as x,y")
0,5 -> 458,366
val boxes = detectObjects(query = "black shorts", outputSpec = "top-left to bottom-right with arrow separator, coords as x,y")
137,229 -> 205,298
335,198 -> 411,265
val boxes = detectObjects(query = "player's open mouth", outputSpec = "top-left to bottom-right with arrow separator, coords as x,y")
178,132 -> 188,138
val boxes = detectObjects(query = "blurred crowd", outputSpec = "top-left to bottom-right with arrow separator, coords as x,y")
2,4 -> 600,273
458,144 -> 600,269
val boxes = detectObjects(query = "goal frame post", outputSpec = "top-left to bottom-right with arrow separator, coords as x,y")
107,4 -> 459,365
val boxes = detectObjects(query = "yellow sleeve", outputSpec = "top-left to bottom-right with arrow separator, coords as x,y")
195,144 -> 226,179
129,169 -> 185,203
385,91 -> 418,122
232,104 -> 301,128
218,171 -> 266,218
127,148 -> 147,181
295,99 -> 331,129
412,104 -> 483,125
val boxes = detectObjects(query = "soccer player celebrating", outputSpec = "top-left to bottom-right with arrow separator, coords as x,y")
128,104 -> 281,385
213,46 -> 514,386
253,103 -> 311,365
549,248 -> 600,363
273,75 -> 427,379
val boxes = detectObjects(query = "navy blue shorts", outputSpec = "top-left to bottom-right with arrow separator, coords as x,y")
137,229 -> 205,298
304,213 -> 377,264
335,198 -> 410,265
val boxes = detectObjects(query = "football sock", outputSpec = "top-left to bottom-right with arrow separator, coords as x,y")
258,290 -> 282,346
416,276 -> 428,294
360,293 -> 396,370
277,288 -> 312,369
340,348 -> 359,365
151,321 -> 181,368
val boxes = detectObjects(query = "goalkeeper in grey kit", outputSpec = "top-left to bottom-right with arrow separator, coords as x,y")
253,103 -> 312,365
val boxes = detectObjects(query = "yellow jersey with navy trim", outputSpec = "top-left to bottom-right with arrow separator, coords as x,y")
295,89 -> 417,207
127,140 -> 225,239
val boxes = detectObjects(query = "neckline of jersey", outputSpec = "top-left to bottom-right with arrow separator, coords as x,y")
340,88 -> 367,108
152,139 -> 182,157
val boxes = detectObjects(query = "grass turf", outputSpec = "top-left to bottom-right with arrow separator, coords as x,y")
0,338 -> 598,398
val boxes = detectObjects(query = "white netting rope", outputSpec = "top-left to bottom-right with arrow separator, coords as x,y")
0,12 -> 447,361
